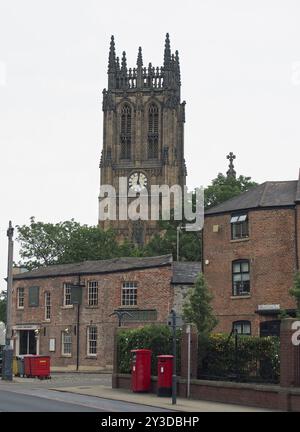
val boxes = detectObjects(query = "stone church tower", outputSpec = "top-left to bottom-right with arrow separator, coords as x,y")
99,34 -> 187,245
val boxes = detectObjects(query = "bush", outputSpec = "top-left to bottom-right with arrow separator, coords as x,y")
117,324 -> 181,375
199,333 -> 280,383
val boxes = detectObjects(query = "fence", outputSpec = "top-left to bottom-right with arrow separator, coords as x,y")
198,332 -> 280,384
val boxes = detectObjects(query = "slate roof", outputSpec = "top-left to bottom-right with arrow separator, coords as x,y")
172,262 -> 201,285
13,254 -> 173,280
205,179 -> 300,216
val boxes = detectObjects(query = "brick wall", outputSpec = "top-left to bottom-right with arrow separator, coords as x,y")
11,265 -> 173,371
203,208 -> 298,335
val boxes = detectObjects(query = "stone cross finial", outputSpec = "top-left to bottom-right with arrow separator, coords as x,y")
226,152 -> 236,178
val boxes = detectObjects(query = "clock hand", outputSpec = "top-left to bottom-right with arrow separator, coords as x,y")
137,173 -> 140,185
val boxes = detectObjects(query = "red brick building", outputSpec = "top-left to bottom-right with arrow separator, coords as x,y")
11,255 -> 200,371
204,171 -> 300,337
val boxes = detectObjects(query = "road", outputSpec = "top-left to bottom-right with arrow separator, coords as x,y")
0,383 -> 169,412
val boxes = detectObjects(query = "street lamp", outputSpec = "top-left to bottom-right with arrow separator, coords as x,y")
69,281 -> 85,371
176,224 -> 184,262
2,221 -> 14,381
110,310 -> 133,327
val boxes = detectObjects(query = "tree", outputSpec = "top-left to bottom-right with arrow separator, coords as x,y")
182,273 -> 218,337
290,272 -> 300,318
16,217 -> 137,270
143,218 -> 201,262
204,173 -> 257,209
0,291 -> 6,324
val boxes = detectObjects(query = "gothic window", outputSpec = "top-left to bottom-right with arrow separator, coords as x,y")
148,103 -> 159,159
120,104 -> 131,159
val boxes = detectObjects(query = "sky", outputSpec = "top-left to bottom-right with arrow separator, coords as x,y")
0,0 -> 300,287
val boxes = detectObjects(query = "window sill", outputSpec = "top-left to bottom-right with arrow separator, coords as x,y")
86,355 -> 97,359
231,295 -> 251,299
17,307 -> 24,311
118,305 -> 139,309
230,238 -> 250,243
61,305 -> 74,309
85,305 -> 99,309
61,355 -> 72,358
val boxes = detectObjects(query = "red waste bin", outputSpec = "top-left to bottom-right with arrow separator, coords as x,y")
30,356 -> 51,379
24,355 -> 51,379
24,355 -> 34,378
131,349 -> 152,392
157,355 -> 173,397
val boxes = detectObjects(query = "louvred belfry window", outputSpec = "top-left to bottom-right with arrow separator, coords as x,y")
148,103 -> 159,159
120,104 -> 131,159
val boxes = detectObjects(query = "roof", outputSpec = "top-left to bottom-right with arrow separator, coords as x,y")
205,180 -> 299,216
13,254 -> 173,280
172,262 -> 201,285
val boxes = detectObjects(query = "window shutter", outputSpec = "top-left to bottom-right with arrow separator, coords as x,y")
28,286 -> 39,307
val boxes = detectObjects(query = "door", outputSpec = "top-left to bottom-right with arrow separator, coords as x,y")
19,330 -> 37,355
260,320 -> 280,337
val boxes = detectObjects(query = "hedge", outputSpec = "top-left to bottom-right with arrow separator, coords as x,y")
199,333 -> 280,383
117,324 -> 181,375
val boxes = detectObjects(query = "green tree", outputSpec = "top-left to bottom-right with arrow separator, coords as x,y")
204,173 -> 257,209
290,272 -> 300,318
16,217 -> 137,270
143,173 -> 257,262
0,291 -> 6,324
183,273 -> 218,337
143,218 -> 201,262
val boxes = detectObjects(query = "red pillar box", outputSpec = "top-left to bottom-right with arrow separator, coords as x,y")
157,355 -> 173,397
131,349 -> 152,392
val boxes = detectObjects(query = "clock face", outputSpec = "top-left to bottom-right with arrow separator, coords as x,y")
128,172 -> 148,192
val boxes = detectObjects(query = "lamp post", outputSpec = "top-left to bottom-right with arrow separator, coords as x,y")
2,221 -> 14,381
109,310 -> 133,327
69,280 -> 84,372
176,224 -> 183,262
6,221 -> 13,347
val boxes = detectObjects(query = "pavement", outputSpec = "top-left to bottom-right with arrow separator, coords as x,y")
47,382 -> 272,412
10,373 -> 274,412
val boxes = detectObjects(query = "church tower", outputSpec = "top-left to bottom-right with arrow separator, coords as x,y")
99,34 -> 187,245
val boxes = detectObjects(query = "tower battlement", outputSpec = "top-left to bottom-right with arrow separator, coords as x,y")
105,34 -> 181,92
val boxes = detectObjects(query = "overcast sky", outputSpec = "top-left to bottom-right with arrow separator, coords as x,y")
0,0 -> 300,287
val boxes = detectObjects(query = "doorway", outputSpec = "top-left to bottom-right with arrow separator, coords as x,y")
19,330 -> 37,355
260,320 -> 280,337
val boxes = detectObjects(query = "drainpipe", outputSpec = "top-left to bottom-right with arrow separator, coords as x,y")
295,205 -> 299,271
76,275 -> 81,372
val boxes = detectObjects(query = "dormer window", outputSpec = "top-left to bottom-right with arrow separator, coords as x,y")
231,213 -> 249,240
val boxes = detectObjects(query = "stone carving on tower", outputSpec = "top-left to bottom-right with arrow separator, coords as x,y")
99,34 -> 187,245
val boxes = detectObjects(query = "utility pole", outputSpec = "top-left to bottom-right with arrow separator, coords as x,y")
2,221 -> 14,380
176,225 -> 182,262
186,324 -> 191,398
171,309 -> 177,405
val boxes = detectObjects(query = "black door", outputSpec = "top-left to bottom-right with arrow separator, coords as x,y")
260,320 -> 280,337
19,330 -> 37,355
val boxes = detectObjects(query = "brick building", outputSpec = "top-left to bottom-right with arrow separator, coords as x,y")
203,170 -> 300,337
11,255 -> 200,371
